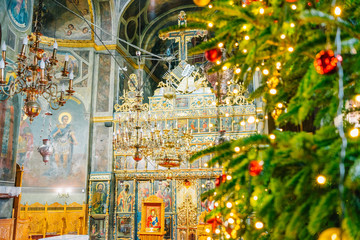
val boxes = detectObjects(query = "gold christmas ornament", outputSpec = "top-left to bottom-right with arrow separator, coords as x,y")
318,228 -> 349,240
267,76 -> 280,89
193,0 -> 211,7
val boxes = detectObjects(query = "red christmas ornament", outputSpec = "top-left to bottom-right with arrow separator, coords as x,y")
286,0 -> 297,2
249,160 -> 263,176
215,174 -> 227,187
205,48 -> 222,62
314,50 -> 339,75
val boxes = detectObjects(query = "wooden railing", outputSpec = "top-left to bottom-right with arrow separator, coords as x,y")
20,202 -> 88,239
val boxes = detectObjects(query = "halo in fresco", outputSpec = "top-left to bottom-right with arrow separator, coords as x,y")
58,112 -> 72,124
6,0 -> 32,30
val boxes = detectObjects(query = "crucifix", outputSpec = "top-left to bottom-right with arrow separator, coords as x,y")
159,11 -> 208,67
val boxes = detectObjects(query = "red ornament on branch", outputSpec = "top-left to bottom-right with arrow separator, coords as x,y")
215,174 -> 227,187
205,48 -> 222,62
314,50 -> 339,75
249,160 -> 263,176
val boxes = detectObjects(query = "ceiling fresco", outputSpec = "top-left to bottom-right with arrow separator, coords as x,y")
41,0 -> 92,40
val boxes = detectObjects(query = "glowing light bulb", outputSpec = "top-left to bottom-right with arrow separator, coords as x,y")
225,234 -> 231,239
222,65 -> 228,71
233,89 -> 239,94
225,112 -> 230,117
207,237 -> 212,240
280,34 -> 286,39
226,202 -> 233,208
291,4 -> 297,10
269,134 -> 276,140
350,128 -> 359,138
243,49 -> 247,53
288,47 -> 294,52
355,95 -> 360,102
255,221 -> 264,229
240,121 -> 246,126
253,196 -> 258,200
228,218 -> 235,224
218,42 -> 224,48
255,66 -> 260,71
259,8 -> 265,14
248,116 -> 255,124
334,6 -> 341,16
208,22 -> 214,28
215,229 -> 220,234
212,101 -> 216,106
235,68 -> 241,74
270,88 -> 277,95
242,25 -> 247,30
317,175 -> 326,185
242,3 -> 246,7
226,175 -> 232,180
290,23 -> 295,28
216,60 -> 221,65
215,202 -> 219,207
262,69 -> 269,75
208,4 -> 213,8
277,103 -> 283,108
204,163 -> 208,167
234,42 -> 239,47
234,146 -> 240,152
244,35 -> 250,40
205,228 -> 211,233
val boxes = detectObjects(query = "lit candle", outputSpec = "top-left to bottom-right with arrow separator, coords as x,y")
20,37 -> 28,56
0,58 -> 5,85
1,42 -> 6,61
69,71 -> 74,88
62,54 -> 69,76
52,41 -> 58,59
40,59 -> 46,83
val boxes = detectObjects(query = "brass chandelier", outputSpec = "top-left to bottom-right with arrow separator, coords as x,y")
0,0 -> 74,122
113,58 -> 195,168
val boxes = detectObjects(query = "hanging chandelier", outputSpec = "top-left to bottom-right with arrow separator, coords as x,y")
113,72 -> 154,162
0,0 -> 74,122
113,66 -> 195,167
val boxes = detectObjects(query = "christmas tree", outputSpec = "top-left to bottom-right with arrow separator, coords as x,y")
168,0 -> 360,239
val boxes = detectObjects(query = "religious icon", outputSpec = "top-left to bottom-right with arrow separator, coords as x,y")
117,217 -> 132,237
7,0 -> 31,29
51,112 -> 78,174
91,182 -> 107,215
189,119 -> 198,133
117,181 -> 134,213
138,181 -> 151,211
89,216 -> 106,240
221,117 -> 232,132
177,119 -> 187,132
164,217 -> 172,239
200,118 -> 209,132
146,208 -> 161,232
210,118 -> 219,132
155,181 -> 172,212
201,180 -> 215,212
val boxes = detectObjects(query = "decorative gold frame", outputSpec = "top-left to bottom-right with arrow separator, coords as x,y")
138,195 -> 165,240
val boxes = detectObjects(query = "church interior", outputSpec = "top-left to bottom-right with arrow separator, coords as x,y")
0,0 -> 359,240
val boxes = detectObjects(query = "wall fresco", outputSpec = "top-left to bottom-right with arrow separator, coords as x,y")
18,98 -> 89,188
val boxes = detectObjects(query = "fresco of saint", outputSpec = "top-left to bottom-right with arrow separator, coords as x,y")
51,112 -> 78,174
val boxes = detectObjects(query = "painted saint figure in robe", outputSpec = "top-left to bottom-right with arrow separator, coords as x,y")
117,183 -> 134,212
91,182 -> 107,214
146,209 -> 159,230
9,0 -> 29,28
51,113 -> 78,173
156,181 -> 172,212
